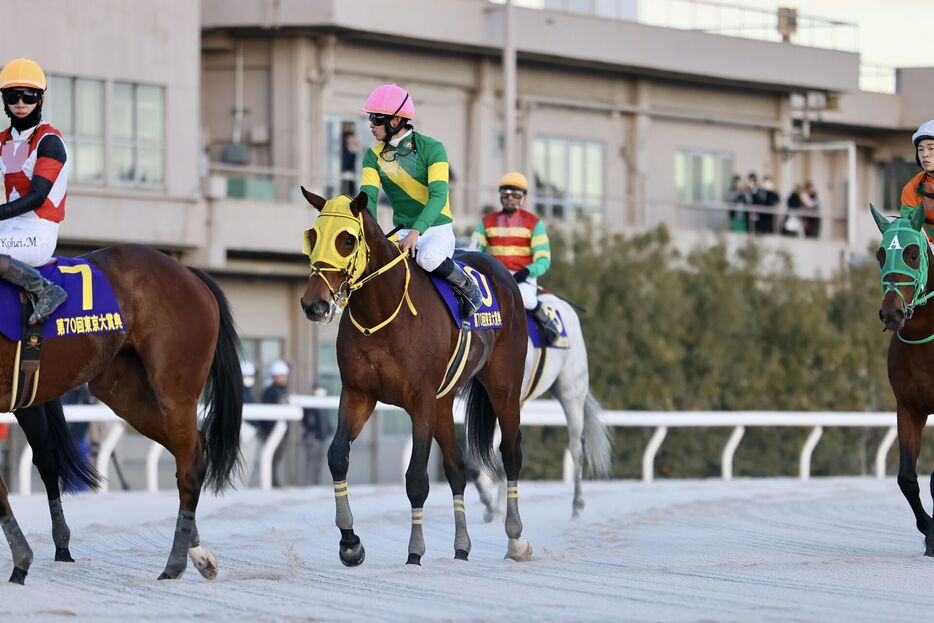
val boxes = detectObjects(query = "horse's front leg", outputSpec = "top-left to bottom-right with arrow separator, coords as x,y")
328,389 -> 375,567
404,396 -> 436,566
0,470 -> 32,583
895,407 -> 933,554
15,403 -> 75,562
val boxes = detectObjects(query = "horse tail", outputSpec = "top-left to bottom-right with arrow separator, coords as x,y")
44,399 -> 102,492
582,392 -> 613,478
461,379 -> 499,479
190,268 -> 244,493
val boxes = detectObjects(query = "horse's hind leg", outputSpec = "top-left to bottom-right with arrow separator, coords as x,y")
434,400 -> 471,560
91,351 -> 215,580
895,407 -> 934,554
0,471 -> 32,583
403,394 -> 437,566
15,403 -> 74,561
550,383 -> 586,518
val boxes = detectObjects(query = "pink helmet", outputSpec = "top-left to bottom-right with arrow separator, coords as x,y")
362,84 -> 415,119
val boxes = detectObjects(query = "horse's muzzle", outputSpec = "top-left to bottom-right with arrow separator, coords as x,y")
301,297 -> 331,322
879,307 -> 905,332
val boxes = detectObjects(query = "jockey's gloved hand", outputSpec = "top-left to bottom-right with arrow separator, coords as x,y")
513,268 -> 530,284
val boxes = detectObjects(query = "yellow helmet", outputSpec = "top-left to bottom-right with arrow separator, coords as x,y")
0,58 -> 47,91
498,171 -> 528,192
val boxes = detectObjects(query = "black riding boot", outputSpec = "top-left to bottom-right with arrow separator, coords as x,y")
0,255 -> 68,324
532,302 -> 560,344
433,258 -> 482,320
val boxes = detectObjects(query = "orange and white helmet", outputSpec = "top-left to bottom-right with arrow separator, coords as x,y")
0,58 -> 47,91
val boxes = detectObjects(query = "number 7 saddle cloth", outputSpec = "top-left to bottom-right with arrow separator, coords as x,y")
0,256 -> 124,341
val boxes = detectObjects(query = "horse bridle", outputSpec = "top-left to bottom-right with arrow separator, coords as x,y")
305,205 -> 416,335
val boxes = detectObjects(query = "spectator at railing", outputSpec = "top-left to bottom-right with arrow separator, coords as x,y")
753,176 -> 780,234
340,130 -> 360,196
727,174 -> 751,231
801,181 -> 820,238
783,184 -> 806,237
301,381 -> 332,486
260,360 -> 291,488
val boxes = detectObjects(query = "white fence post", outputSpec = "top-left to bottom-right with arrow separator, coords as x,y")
642,426 -> 668,483
799,426 -> 824,480
721,426 -> 745,481
146,442 -> 164,492
96,422 -> 126,494
259,421 -> 288,491
18,445 -> 33,495
875,426 -> 897,479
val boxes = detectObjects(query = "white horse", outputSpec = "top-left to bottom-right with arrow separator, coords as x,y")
470,293 -> 612,519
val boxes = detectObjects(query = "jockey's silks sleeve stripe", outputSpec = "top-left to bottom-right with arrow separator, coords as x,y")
527,220 -> 552,278
427,161 -> 448,184
361,165 -> 380,189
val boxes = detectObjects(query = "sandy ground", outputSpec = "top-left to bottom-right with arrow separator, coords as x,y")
2,478 -> 933,622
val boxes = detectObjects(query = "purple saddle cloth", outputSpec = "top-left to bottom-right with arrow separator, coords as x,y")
527,305 -> 570,350
428,261 -> 504,330
0,257 -> 125,341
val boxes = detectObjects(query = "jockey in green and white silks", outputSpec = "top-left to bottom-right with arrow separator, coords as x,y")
359,83 -> 482,319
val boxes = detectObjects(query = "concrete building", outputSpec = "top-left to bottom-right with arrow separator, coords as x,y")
1,0 -> 930,483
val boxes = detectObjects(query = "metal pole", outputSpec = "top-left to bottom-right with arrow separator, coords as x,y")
503,0 -> 517,171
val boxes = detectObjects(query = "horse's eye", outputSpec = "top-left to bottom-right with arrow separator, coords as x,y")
876,248 -> 885,266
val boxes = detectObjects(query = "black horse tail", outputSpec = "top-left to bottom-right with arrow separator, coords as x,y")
44,399 -> 102,492
190,268 -> 244,493
461,378 -> 499,479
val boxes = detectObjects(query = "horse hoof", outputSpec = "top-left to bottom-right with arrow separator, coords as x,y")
55,547 -> 75,562
505,537 -> 532,562
157,570 -> 185,580
454,549 -> 469,561
406,553 -> 422,565
8,567 -> 27,584
339,542 -> 366,567
189,546 -> 218,580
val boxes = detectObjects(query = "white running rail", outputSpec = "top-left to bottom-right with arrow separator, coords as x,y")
0,400 -> 898,493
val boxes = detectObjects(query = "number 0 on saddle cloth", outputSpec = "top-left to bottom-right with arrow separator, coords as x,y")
0,257 -> 124,340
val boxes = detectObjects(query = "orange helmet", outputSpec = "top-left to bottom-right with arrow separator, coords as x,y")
498,172 -> 529,192
0,58 -> 47,91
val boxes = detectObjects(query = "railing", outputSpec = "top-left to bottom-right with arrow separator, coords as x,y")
499,0 -> 859,53
1,399 -> 898,493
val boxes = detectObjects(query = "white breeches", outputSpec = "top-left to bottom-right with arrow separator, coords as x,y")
0,216 -> 58,266
395,223 -> 455,273
517,276 -> 538,310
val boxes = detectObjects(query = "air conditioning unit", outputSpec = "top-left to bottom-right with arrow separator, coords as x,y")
221,143 -> 250,165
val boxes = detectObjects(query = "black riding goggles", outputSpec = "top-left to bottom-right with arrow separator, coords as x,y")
2,89 -> 41,106
368,113 -> 393,124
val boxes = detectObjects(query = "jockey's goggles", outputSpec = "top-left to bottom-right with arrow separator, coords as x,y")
379,141 -> 415,163
499,189 -> 526,199
368,113 -> 392,124
2,89 -> 40,105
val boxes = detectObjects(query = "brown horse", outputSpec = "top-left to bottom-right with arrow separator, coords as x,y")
873,203 -> 934,555
0,244 -> 243,584
299,190 -> 532,566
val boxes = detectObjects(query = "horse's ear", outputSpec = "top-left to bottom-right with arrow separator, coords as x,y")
870,203 -> 889,233
300,186 -> 327,212
349,191 -> 368,217
910,203 -> 926,232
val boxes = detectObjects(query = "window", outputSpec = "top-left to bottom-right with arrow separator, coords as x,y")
112,82 -> 165,187
324,116 -> 369,199
46,76 -> 104,185
675,150 -> 734,204
533,137 -> 603,223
